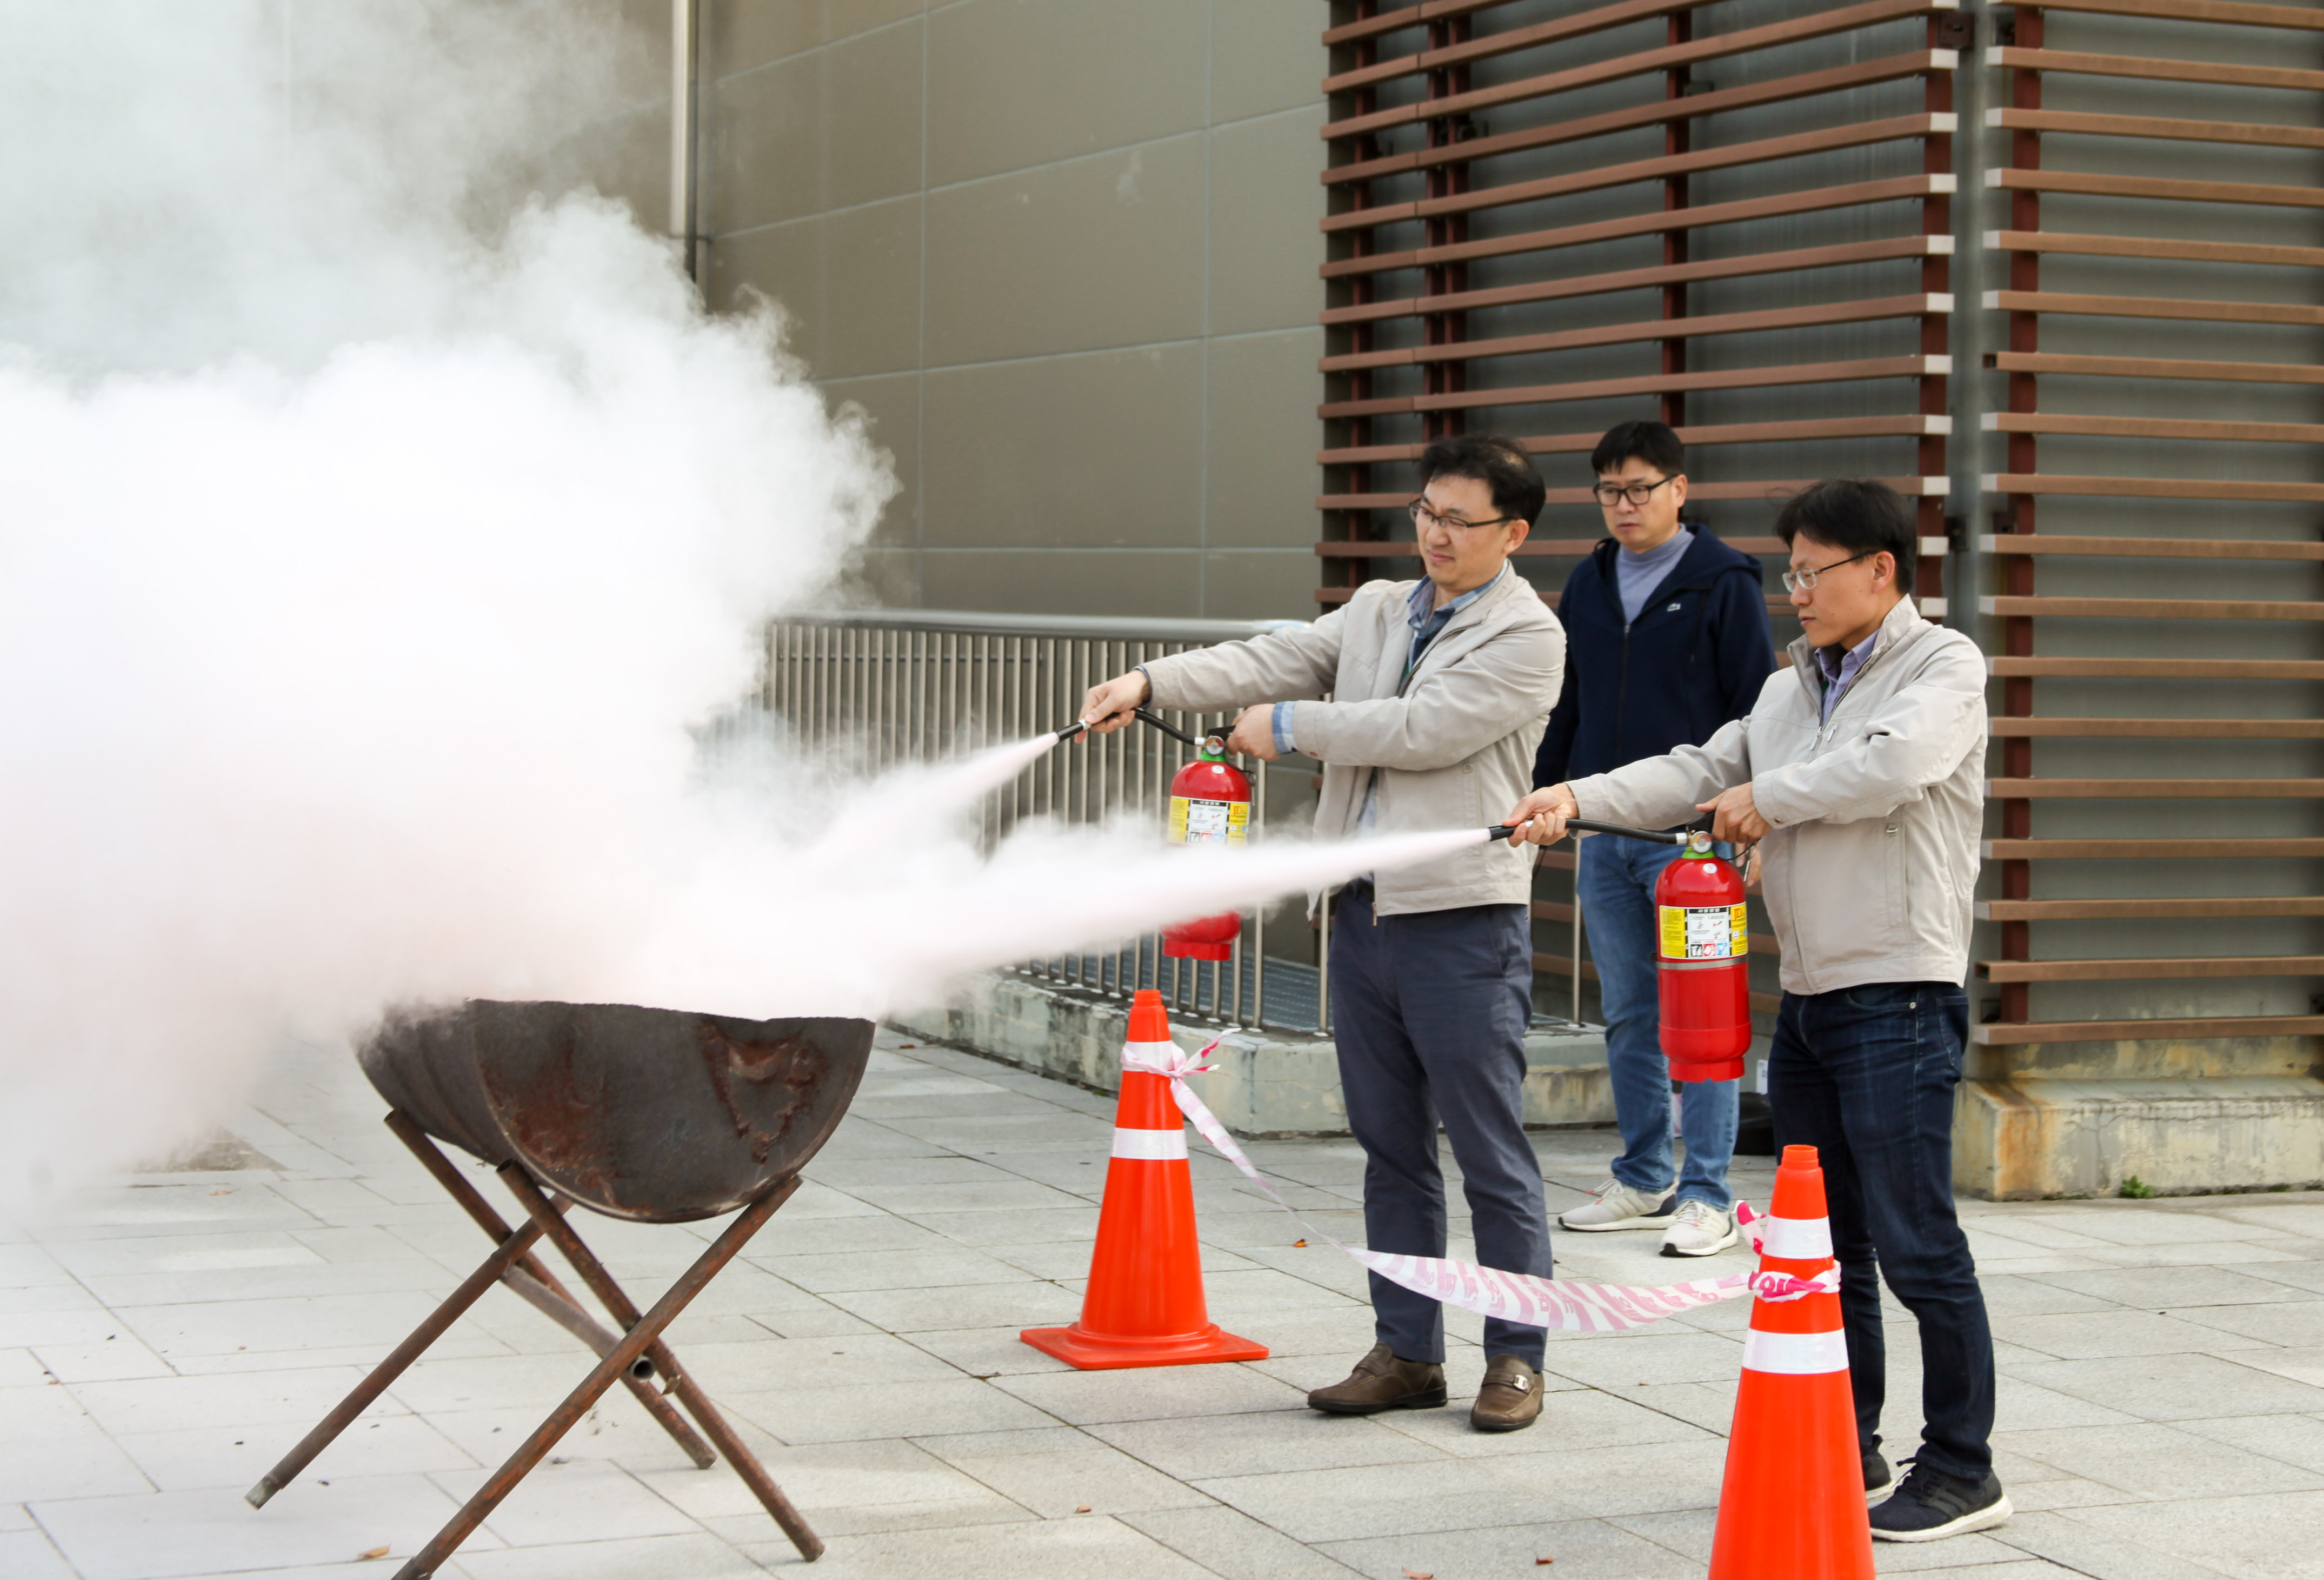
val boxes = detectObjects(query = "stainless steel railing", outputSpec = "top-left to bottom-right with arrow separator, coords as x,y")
764,609 -> 1329,1033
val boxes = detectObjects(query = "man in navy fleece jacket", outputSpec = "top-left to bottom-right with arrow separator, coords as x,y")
1535,420 -> 1773,1256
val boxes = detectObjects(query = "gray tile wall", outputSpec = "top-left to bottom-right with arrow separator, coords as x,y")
696,0 -> 1333,618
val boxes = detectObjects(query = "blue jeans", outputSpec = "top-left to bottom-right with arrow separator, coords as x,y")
1577,833 -> 1740,1210
1769,982 -> 1995,1482
1330,885 -> 1553,1369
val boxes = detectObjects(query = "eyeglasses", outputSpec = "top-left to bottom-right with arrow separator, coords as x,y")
1408,501 -> 1521,534
1593,475 -> 1678,508
1781,549 -> 1876,594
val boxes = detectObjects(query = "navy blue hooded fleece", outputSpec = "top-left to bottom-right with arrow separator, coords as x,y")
1533,524 -> 1774,786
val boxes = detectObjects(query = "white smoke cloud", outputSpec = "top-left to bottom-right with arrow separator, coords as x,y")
0,2 -> 1476,1209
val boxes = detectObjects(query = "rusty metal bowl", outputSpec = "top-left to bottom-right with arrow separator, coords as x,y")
359,1000 -> 873,1223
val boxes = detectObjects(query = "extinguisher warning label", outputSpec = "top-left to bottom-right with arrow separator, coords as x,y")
1170,796 -> 1249,847
1660,904 -> 1747,960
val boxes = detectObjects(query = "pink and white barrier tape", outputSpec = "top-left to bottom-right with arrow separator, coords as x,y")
1122,1039 -> 1836,1334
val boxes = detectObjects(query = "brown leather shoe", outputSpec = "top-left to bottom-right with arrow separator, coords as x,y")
1307,1343 -> 1447,1415
1470,1354 -> 1544,1432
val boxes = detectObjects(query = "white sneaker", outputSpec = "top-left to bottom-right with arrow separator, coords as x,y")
1660,1199 -> 1742,1257
1559,1179 -> 1676,1232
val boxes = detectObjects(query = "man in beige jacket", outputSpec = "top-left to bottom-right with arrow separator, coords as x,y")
1078,435 -> 1565,1431
1505,478 -> 2005,1542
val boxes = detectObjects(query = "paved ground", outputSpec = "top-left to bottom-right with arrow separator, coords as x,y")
8,1026 -> 2324,1579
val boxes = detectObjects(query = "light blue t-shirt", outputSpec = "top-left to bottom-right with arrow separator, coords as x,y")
1615,529 -> 1690,625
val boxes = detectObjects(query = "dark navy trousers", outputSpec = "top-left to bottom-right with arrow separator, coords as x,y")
1330,885 -> 1553,1369
1769,981 -> 1996,1481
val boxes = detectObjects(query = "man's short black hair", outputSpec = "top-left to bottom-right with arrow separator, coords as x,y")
1773,477 -> 1917,595
1418,433 -> 1547,527
1590,419 -> 1684,479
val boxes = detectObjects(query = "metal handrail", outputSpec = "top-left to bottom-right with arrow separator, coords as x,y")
763,611 -> 1324,1033
778,608 -> 1310,642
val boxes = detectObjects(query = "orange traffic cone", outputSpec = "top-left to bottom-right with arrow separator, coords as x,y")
1708,1144 -> 1874,1580
1021,990 -> 1267,1370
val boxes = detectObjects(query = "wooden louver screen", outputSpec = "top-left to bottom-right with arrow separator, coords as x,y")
1979,0 -> 2324,1046
1316,0 -> 1963,623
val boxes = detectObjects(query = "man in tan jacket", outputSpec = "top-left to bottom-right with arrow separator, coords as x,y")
1078,434 -> 1565,1431
1506,478 -> 2006,1542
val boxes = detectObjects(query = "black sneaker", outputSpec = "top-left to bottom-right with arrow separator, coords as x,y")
1863,1451 -> 1893,1504
1869,1460 -> 2012,1542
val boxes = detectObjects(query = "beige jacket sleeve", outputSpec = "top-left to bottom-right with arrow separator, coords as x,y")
1287,619 -> 1562,771
1751,638 -> 1986,827
1138,607 -> 1346,712
1567,708 -> 1761,831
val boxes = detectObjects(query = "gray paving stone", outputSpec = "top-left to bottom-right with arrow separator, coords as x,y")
935,1437 -> 1215,1518
2053,1490 -> 2324,1578
994,1363 -> 1309,1426
1992,1309 -> 2280,1360
0,1529 -> 77,1579
1322,1514 -> 1701,1579
721,1375 -> 1061,1445
1088,1407 -> 1447,1479
1120,1504 -> 1365,1580
34,1475 -> 489,1580
2002,1352 -> 2324,1422
1996,1421 -> 2324,1498
1193,1456 -> 1585,1543
742,1512 -> 1219,1579
453,1532 -> 770,1580
1482,1437 -> 1734,1517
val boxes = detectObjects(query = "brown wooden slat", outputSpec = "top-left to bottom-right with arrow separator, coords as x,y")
1326,0 -> 1721,91
1988,351 -> 2324,386
1985,108 -> 2324,151
1323,477 -> 1943,508
1985,594 -> 2324,620
1322,296 -> 1948,374
1990,718 -> 2324,738
1972,1014 -> 2324,1045
1988,779 -> 2324,798
1979,897 -> 2324,920
1323,0 -> 1507,48
1321,355 -> 1948,421
1983,229 -> 2324,269
1978,536 -> 2324,561
1321,0 -> 1955,141
1324,52 -> 1957,187
1988,46 -> 2324,93
1322,238 -> 1950,328
1989,168 -> 2324,211
2026,0 -> 2324,31
1321,415 -> 1948,466
1992,657 -> 2324,679
1534,953 -> 1782,1013
1986,838 -> 2324,858
1317,534 -> 1944,556
1530,900 -> 1577,925
1320,176 -> 1954,282
1331,115 -> 1950,232
1983,476 -> 2324,504
1980,955 -> 2324,982
1983,413 -> 2324,444
1986,290 -> 2324,326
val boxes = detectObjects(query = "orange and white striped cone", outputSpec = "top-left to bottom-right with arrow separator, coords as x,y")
1707,1144 -> 1874,1580
1020,990 -> 1268,1370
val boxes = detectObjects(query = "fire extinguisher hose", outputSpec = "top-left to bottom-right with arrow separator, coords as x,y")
1056,709 -> 1214,750
1486,816 -> 1714,847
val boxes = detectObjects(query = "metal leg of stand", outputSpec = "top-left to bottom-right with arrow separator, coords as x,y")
392,1179 -> 804,1579
245,1214 -> 543,1509
498,1166 -> 824,1561
384,1112 -> 716,1469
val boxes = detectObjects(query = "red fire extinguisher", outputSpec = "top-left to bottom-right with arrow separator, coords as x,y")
1162,731 -> 1250,961
1654,830 -> 1752,1083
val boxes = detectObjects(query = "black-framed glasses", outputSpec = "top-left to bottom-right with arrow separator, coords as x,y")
1592,475 -> 1678,507
1781,549 -> 1875,594
1408,500 -> 1520,533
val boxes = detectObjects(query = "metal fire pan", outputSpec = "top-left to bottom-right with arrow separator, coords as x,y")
359,1000 -> 872,1223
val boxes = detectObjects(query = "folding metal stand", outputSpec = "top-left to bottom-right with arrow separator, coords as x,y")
247,1110 -> 821,1575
